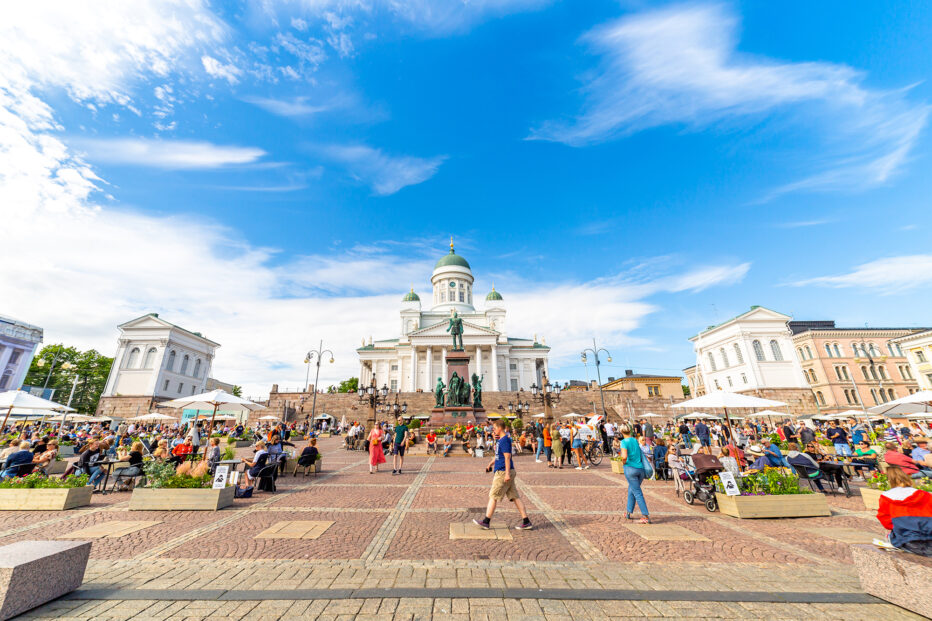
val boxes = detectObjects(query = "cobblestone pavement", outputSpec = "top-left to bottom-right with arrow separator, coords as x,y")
2,437 -> 920,620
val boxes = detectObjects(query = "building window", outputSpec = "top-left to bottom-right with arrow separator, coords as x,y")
509,362 -> 517,370
720,348 -> 729,368
733,343 -> 744,364
178,382 -> 184,394
741,373 -> 747,384
844,389 -> 852,404
647,385 -> 661,397
180,355 -> 189,375
824,343 -> 833,358
707,352 -> 717,371
125,347 -> 140,368
816,391 -> 825,406
0,372 -> 10,390
163,379 -> 170,391
841,366 -> 850,380
726,376 -> 733,387
861,366 -> 870,381
918,351 -> 928,363
713,379 -> 721,389
870,389 -> 879,405
878,366 -> 888,380
391,379 -> 398,391
193,359 -> 201,378
391,364 -> 398,371
888,388 -> 896,401
905,366 -> 914,380
166,350 -> 176,371
852,343 -> 860,357
8,349 -> 22,365
459,291 -> 464,302
143,348 -> 157,369
770,340 -> 783,361
835,367 -> 843,381
888,343 -> 897,356
809,369 -> 817,383
192,385 -> 197,395
805,345 -> 812,359
869,343 -> 880,357
510,378 -> 518,391
752,340 -> 765,361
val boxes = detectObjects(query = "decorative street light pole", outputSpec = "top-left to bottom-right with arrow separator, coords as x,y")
305,340 -> 334,425
530,374 -> 562,424
36,350 -> 72,392
581,338 -> 612,416
357,377 -> 401,427
507,400 -> 530,420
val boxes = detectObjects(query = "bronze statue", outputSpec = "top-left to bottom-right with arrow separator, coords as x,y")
447,371 -> 463,406
446,309 -> 464,350
471,373 -> 483,409
434,377 -> 445,408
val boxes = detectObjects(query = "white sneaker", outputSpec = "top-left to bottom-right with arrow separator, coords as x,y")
535,459 -> 542,463
583,465 -> 590,470
575,466 -> 583,470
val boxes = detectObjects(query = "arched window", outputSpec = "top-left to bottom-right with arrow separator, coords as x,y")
752,340 -> 765,361
193,359 -> 201,378
870,366 -> 878,381
851,343 -> 860,357
861,366 -> 870,380
166,350 -> 176,372
180,355 -> 189,375
824,343 -> 833,357
143,347 -> 157,369
733,343 -> 744,364
888,343 -> 897,356
125,347 -> 140,368
869,343 -> 880,357
796,347 -> 804,361
878,366 -> 888,380
805,345 -> 812,359
844,389 -> 852,404
707,352 -> 717,371
816,391 -> 825,406
720,348 -> 729,368
809,369 -> 817,383
0,371 -> 11,390
895,343 -> 903,356
770,340 -> 783,361
870,389 -> 879,405
888,388 -> 895,401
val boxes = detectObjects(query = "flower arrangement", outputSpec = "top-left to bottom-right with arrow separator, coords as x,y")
714,467 -> 810,496
142,461 -> 212,489
866,470 -> 889,491
0,474 -> 89,489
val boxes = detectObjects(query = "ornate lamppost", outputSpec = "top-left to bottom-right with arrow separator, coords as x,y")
507,400 -> 530,420
357,378 -> 399,427
530,374 -> 562,424
304,340 -> 334,426
581,338 -> 612,415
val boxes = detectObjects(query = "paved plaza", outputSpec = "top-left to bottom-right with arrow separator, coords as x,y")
1,438 -> 922,620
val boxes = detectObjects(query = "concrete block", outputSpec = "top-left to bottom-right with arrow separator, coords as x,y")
0,540 -> 91,620
852,544 -> 932,618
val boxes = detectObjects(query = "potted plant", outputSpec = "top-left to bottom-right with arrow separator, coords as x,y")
714,467 -> 830,518
610,456 -> 625,474
0,474 -> 91,510
129,460 -> 233,511
862,472 -> 932,511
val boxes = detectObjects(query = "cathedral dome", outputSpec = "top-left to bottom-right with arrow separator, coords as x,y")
435,249 -> 470,270
486,286 -> 503,301
402,288 -> 420,302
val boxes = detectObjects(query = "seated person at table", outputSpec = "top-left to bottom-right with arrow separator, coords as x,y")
877,466 -> 932,557
826,420 -> 852,457
152,439 -> 170,460
170,437 -> 194,465
442,432 -> 454,457
884,442 -> 932,479
761,438 -> 786,467
425,431 -> 437,454
32,440 -> 59,473
77,440 -> 107,489
298,438 -> 318,466
852,441 -> 879,475
243,441 -> 269,485
787,443 -> 829,492
911,437 -> 932,469
204,437 -> 222,468
803,442 -> 848,492
1,441 -> 36,479
718,446 -> 742,478
112,442 -> 145,486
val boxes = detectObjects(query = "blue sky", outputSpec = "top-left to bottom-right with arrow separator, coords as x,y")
2,1 -> 931,396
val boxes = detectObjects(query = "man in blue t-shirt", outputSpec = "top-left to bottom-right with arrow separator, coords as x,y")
392,417 -> 410,476
762,438 -> 785,467
474,419 -> 532,531
694,421 -> 711,447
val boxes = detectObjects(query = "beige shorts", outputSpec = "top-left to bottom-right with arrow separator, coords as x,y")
489,471 -> 519,501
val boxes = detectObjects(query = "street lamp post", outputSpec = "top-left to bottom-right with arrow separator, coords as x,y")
581,338 -> 612,416
304,340 -> 334,426
530,374 -> 562,424
357,377 -> 402,428
36,351 -> 72,392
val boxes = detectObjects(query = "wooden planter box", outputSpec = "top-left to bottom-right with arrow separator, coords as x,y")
611,461 -> 624,474
46,460 -> 68,475
715,492 -> 830,518
228,440 -> 252,448
128,485 -> 235,511
319,432 -> 331,438
0,486 -> 93,511
58,445 -> 76,457
860,487 -> 883,511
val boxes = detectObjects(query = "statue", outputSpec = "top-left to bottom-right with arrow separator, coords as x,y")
471,373 -> 483,409
434,377 -> 445,408
458,375 -> 471,406
447,371 -> 463,406
446,309 -> 464,350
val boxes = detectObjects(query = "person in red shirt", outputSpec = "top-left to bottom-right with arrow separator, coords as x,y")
426,431 -> 437,455
877,466 -> 932,556
883,442 -> 932,479
170,438 -> 194,465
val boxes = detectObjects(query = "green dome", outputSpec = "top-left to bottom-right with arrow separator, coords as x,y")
435,250 -> 470,270
402,288 -> 420,302
486,286 -> 503,301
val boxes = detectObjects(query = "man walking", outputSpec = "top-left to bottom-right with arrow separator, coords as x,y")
392,417 -> 409,475
694,419 -> 711,449
474,419 -> 532,531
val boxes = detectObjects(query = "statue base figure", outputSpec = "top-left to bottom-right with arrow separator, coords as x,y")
428,352 -> 487,427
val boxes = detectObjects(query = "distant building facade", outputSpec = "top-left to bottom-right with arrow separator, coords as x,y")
97,313 -> 219,417
602,370 -> 683,400
0,314 -> 43,391
892,329 -> 932,391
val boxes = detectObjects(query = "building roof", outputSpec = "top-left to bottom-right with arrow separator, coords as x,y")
434,239 -> 471,270
402,288 -> 420,302
485,285 -> 503,301
602,370 -> 681,389
690,305 -> 791,341
119,313 -> 220,347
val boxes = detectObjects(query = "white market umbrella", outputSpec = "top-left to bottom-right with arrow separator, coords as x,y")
314,413 -> 334,420
487,414 -> 502,419
673,391 -> 786,438
561,413 -> 584,418
531,413 -> 546,418
159,389 -> 266,439
258,415 -> 281,421
129,412 -> 178,422
684,412 -> 723,420
869,390 -> 932,416
0,389 -> 75,436
642,412 -> 661,418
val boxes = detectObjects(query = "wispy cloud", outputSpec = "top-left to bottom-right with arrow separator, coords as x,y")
201,55 -> 242,84
531,3 -> 929,197
321,144 -> 446,195
75,138 -> 266,169
773,219 -> 833,229
242,95 -> 330,117
791,255 -> 932,293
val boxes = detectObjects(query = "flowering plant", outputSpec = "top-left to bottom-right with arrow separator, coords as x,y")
866,471 -> 889,491
714,467 -> 810,496
0,473 -> 88,489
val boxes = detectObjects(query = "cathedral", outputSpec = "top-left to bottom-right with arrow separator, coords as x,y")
357,241 -> 550,393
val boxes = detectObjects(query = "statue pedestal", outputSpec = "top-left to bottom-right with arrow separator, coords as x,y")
428,350 -> 486,427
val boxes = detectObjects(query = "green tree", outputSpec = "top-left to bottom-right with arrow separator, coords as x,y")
338,377 -> 359,393
23,344 -> 113,414
682,384 -> 691,396
231,385 -> 243,397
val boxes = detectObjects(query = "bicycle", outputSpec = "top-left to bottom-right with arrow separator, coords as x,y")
566,440 -> 604,467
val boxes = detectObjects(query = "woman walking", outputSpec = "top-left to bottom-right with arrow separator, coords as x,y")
368,425 -> 386,474
570,424 -> 589,470
619,424 -> 651,523
549,423 -> 563,469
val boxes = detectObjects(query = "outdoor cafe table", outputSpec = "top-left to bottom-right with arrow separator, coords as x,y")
94,460 -> 119,495
218,458 -> 242,471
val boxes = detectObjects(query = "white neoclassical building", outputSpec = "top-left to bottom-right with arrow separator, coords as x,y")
685,306 -> 807,395
0,314 -> 43,392
101,313 -> 220,401
357,243 -> 550,393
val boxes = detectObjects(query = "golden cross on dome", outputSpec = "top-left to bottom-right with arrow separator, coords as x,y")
450,235 -> 454,252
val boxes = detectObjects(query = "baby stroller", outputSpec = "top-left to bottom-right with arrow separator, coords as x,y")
683,453 -> 724,512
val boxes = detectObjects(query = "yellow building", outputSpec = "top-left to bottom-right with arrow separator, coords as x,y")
601,370 -> 684,400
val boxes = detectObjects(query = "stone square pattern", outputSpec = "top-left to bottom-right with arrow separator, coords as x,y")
449,521 -> 512,540
623,523 -> 710,541
254,520 -> 334,539
58,520 -> 162,539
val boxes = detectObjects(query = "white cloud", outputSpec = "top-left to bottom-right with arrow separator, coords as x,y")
74,138 -> 266,169
322,144 -> 446,195
201,55 -> 242,84
531,3 -> 929,196
791,255 -> 932,293
242,95 -> 330,117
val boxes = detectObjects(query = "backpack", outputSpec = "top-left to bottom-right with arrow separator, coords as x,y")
234,486 -> 253,498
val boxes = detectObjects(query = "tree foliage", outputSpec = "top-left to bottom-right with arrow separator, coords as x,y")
22,344 -> 113,414
338,377 -> 359,393
231,385 -> 243,397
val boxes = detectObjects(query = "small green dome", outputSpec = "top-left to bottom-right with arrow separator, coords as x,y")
402,288 -> 420,302
486,285 -> 503,301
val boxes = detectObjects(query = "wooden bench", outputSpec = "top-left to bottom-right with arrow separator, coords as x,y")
852,544 -> 932,618
0,540 -> 91,620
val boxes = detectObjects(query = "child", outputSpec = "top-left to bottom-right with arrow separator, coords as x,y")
474,419 -> 532,531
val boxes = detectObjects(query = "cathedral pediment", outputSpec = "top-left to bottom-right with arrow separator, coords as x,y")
409,320 -> 499,337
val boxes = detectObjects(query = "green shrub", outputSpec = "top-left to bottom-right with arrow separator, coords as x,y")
221,446 -> 235,460
0,474 -> 89,489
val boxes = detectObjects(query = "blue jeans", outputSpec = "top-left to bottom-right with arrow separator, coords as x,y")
624,465 -> 649,516
699,436 -> 711,447
88,466 -> 105,488
536,440 -> 544,460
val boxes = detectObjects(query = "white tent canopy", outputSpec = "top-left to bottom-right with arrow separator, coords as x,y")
129,412 -> 178,422
683,412 -> 723,420
1,389 -> 76,433
531,413 -> 546,418
159,389 -> 265,429
869,390 -> 932,416
747,409 -> 791,419
257,415 -> 280,421
641,412 -> 662,418
314,413 -> 335,420
672,392 -> 786,410
561,413 -> 584,418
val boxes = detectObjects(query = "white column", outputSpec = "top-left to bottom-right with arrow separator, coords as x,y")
505,355 -> 512,391
477,345 -> 483,380
543,358 -> 549,380
410,346 -> 417,392
426,346 -> 433,391
442,347 -> 447,370
492,344 -> 499,391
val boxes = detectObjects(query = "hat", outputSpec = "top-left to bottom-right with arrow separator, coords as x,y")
746,444 -> 765,456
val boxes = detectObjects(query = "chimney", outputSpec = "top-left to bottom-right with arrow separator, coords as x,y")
625,369 -> 633,376
608,377 -> 615,382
